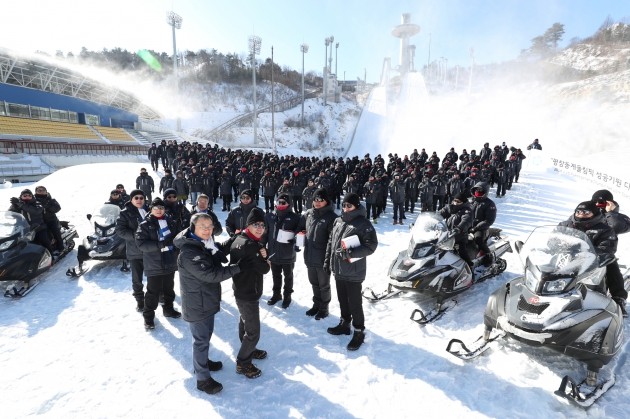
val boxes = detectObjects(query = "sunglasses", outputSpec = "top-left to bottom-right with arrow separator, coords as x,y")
575,210 -> 592,216
251,222 -> 265,229
152,205 -> 165,210
133,196 -> 145,200
313,198 -> 326,203
111,193 -> 120,196
277,200 -> 287,205
21,194 -> 33,198
166,195 -> 177,199
342,203 -> 355,209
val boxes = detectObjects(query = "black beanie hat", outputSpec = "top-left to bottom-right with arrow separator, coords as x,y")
246,207 -> 266,226
592,189 -> 614,202
150,197 -> 165,208
453,192 -> 468,202
342,193 -> 361,208
163,188 -> 177,198
575,200 -> 598,215
20,189 -> 33,196
240,189 -> 253,199
277,193 -> 291,205
129,189 -> 145,198
313,188 -> 329,203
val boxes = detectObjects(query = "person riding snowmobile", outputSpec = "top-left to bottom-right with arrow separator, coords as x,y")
469,182 -> 496,266
439,192 -> 473,267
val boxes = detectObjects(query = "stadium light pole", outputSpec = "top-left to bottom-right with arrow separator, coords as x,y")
249,35 -> 262,144
167,11 -> 183,131
271,46 -> 276,155
335,42 -> 339,76
300,43 -> 309,127
324,37 -> 330,106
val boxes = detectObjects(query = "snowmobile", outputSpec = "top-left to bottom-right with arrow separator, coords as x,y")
66,204 -> 128,277
446,225 -> 626,407
363,213 -> 512,324
1,211 -> 78,298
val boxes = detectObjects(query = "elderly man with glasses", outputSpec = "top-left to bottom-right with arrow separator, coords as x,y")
174,213 -> 243,395
116,189 -> 149,312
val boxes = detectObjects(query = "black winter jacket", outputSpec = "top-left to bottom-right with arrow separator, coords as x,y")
116,201 -> 148,260
325,205 -> 378,282
559,214 -> 617,255
174,228 -> 240,322
34,193 -> 61,223
298,203 -> 338,267
471,196 -> 496,232
264,207 -> 300,265
225,201 -> 256,236
135,214 -> 178,277
229,232 -> 271,301
439,203 -> 473,242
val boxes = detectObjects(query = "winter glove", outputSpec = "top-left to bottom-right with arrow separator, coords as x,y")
161,245 -> 174,252
452,227 -> 461,235
10,197 -> 21,207
294,245 -> 301,253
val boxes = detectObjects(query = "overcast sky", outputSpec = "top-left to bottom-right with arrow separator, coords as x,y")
3,0 -> 628,82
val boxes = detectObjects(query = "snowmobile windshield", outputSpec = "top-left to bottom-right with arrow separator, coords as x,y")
408,213 -> 447,257
519,225 -> 599,294
0,211 -> 29,251
92,204 -> 121,237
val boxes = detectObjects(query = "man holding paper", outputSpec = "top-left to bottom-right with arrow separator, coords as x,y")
325,193 -> 378,351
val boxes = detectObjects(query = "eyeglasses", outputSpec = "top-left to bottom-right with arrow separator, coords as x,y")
133,196 -> 145,200
313,198 -> 326,203
452,200 -> 463,205
241,196 -> 252,200
21,194 -> 32,198
575,210 -> 593,216
251,222 -> 265,229
277,200 -> 287,205
196,225 -> 213,231
342,203 -> 355,209
152,205 -> 165,210
111,193 -> 120,196
35,188 -> 46,192
166,195 -> 177,199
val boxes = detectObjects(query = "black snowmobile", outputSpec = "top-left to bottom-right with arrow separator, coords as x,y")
363,213 -> 512,324
66,204 -> 128,277
1,211 -> 78,298
446,225 -> 627,407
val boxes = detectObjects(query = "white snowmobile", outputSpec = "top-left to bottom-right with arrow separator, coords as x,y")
363,212 -> 512,324
446,225 -> 627,407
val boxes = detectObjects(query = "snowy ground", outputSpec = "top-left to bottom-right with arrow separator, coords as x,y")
1,152 -> 629,418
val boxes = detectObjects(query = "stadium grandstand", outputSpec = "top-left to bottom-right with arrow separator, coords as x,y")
0,48 -> 187,181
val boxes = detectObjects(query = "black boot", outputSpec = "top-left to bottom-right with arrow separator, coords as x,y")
305,305 -> 319,316
163,306 -> 181,318
347,328 -> 365,351
281,294 -> 292,309
197,376 -> 223,395
327,319 -> 351,335
135,299 -> 144,313
613,297 -> 628,317
267,294 -> 282,306
315,307 -> 329,320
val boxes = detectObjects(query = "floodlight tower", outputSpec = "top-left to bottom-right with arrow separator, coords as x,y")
300,43 -> 309,127
167,11 -> 183,131
391,13 -> 420,76
249,35 -> 262,144
324,36 -> 334,105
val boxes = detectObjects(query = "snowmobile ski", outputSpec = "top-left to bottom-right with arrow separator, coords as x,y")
472,258 -> 507,283
445,330 -> 506,360
410,299 -> 457,325
362,285 -> 403,302
4,279 -> 40,298
554,374 -> 615,408
66,264 -> 90,278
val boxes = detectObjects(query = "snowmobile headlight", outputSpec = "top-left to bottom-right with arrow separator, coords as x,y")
106,226 -> 116,236
524,269 -> 539,293
542,277 -> 571,294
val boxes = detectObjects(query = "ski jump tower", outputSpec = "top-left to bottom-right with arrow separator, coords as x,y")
391,13 -> 420,76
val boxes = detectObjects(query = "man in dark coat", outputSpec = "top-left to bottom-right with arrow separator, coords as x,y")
191,194 -> 223,236
297,188 -> 338,320
34,185 -> 64,253
470,182 -> 497,266
265,193 -> 300,308
136,168 -> 155,202
135,197 -> 180,330
229,207 -> 271,379
163,188 -> 191,235
225,189 -> 257,236
325,193 -> 378,351
174,213 -> 242,394
389,172 -> 406,225
9,189 -> 51,251
115,189 -> 149,312
439,192 -> 474,267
